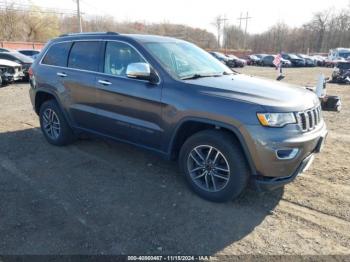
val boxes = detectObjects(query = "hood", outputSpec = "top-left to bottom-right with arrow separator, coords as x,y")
0,59 -> 21,67
186,74 -> 319,112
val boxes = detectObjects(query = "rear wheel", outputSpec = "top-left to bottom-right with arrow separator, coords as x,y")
39,100 -> 76,146
179,130 -> 250,202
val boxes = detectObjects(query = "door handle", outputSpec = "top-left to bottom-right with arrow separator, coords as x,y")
57,72 -> 67,77
98,80 -> 112,86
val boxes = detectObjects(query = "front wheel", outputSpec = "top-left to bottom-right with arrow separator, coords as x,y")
179,130 -> 250,202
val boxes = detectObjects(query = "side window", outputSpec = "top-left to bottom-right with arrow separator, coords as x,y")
42,42 -> 72,67
0,54 -> 14,61
104,41 -> 145,77
68,41 -> 101,71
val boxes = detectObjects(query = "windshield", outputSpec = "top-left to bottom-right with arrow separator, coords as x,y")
10,52 -> 33,63
145,42 -> 232,79
289,54 -> 300,59
339,52 -> 350,59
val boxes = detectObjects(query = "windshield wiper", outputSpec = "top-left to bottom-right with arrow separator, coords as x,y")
181,72 -> 233,80
180,74 -> 214,80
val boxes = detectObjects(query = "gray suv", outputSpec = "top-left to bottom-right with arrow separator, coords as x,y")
29,32 -> 328,202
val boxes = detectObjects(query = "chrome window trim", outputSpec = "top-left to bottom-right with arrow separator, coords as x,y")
39,39 -> 162,85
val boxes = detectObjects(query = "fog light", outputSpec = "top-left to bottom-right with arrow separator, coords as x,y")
276,148 -> 299,160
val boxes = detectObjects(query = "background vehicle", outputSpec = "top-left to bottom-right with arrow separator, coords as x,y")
226,54 -> 246,67
261,55 -> 291,67
282,53 -> 305,67
254,54 -> 268,66
209,51 -> 236,68
297,54 -> 316,67
17,49 -> 41,59
0,51 -> 33,80
328,48 -> 350,61
0,59 -> 24,85
246,55 -> 260,65
312,55 -> 327,66
331,61 -> 350,83
29,32 -> 327,202
0,48 -> 12,52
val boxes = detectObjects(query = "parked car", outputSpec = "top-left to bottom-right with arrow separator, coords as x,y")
328,48 -> 350,61
209,51 -> 236,68
226,54 -> 246,67
29,32 -> 327,202
261,55 -> 291,67
254,54 -> 268,66
282,53 -> 305,67
0,59 -> 24,85
312,55 -> 327,67
17,49 -> 41,59
297,54 -> 316,67
331,61 -> 350,84
0,48 -> 12,52
0,51 -> 33,80
246,55 -> 260,65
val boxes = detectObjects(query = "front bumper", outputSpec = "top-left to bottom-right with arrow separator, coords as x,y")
252,152 -> 315,191
241,121 -> 328,191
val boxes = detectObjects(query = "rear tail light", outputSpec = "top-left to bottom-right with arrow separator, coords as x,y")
28,67 -> 33,77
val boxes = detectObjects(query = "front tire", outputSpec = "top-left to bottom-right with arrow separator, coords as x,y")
179,130 -> 250,202
39,100 -> 76,146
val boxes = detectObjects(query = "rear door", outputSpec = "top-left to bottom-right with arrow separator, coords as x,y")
93,41 -> 164,150
63,41 -> 103,130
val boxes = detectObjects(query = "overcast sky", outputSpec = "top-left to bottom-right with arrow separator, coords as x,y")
29,0 -> 350,34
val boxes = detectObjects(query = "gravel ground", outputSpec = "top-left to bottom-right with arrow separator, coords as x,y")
0,66 -> 349,255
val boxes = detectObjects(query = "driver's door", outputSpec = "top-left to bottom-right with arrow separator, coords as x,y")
93,41 -> 164,150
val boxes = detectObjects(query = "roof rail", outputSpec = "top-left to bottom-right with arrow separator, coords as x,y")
59,32 -> 119,37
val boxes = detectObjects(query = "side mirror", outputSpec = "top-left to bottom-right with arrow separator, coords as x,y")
126,62 -> 158,83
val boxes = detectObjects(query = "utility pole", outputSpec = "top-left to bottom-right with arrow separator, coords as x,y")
237,13 -> 243,29
220,15 -> 229,54
238,12 -> 252,50
76,0 -> 82,32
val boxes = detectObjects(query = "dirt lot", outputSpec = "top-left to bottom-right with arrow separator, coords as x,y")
0,67 -> 349,255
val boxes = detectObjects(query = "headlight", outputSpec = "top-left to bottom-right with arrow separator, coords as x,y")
257,112 -> 296,127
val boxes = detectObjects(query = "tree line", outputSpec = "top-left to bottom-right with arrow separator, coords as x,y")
223,5 -> 350,54
0,3 -> 217,49
1,2 -> 349,53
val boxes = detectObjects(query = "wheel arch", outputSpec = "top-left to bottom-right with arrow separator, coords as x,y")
34,90 -> 75,128
168,117 -> 257,175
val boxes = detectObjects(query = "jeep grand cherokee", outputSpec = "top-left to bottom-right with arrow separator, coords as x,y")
29,32 -> 328,202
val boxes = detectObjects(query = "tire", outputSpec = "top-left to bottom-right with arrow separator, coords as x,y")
39,100 -> 76,146
179,130 -> 250,202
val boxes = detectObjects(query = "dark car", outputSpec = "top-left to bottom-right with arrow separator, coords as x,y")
227,54 -> 246,67
0,51 -> 33,80
246,55 -> 260,65
0,48 -> 12,52
331,61 -> 350,83
209,51 -> 236,68
261,55 -> 291,67
297,54 -> 316,67
29,32 -> 327,202
282,53 -> 305,67
254,54 -> 268,66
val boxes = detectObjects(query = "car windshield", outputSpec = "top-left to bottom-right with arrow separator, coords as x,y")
145,42 -> 232,79
9,52 -> 33,63
339,52 -> 350,59
289,54 -> 300,59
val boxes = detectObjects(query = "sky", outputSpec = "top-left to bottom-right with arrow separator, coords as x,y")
21,0 -> 350,34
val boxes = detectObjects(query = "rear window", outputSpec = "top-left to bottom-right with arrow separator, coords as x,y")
42,42 -> 72,67
68,41 -> 100,71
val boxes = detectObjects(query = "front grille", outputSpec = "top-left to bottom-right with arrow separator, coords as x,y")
297,105 -> 322,132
